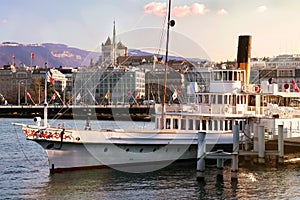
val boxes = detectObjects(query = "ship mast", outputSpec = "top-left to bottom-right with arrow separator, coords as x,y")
161,0 -> 174,129
44,62 -> 48,127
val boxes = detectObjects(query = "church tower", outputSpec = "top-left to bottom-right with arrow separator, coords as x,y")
101,20 -> 128,66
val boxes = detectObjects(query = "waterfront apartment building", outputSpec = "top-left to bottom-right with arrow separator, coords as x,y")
73,66 -> 145,105
0,64 -> 69,105
251,54 -> 300,92
0,64 -> 32,104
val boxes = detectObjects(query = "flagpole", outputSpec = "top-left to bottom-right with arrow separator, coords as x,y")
44,62 -> 48,127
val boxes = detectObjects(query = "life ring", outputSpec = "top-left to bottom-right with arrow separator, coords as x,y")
254,85 -> 261,93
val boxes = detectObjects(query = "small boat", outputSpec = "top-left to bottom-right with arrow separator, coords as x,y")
13,1 -> 300,173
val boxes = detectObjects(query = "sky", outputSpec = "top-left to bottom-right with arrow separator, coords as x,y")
1,0 -> 300,62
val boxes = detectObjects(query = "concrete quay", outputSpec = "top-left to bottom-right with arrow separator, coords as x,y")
0,105 -> 154,121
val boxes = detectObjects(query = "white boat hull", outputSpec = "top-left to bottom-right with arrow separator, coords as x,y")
21,125 -> 233,173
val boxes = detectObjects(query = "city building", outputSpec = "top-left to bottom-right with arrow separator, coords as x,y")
101,21 -> 128,66
251,54 -> 300,92
73,66 -> 145,105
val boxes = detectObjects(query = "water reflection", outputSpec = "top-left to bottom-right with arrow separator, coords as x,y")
3,118 -> 300,199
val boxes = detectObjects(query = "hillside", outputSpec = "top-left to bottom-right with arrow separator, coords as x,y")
0,42 -> 99,67
0,42 -> 206,68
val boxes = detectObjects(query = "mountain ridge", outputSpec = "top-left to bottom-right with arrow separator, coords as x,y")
0,42 -> 205,68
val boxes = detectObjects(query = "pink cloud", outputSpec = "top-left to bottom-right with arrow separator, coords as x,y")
143,2 -> 167,17
144,2 -> 209,17
172,5 -> 191,17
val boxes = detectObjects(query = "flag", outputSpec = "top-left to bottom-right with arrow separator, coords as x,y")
105,91 -> 110,99
127,90 -> 132,97
26,91 -> 31,99
292,80 -> 299,92
47,71 -> 54,84
135,89 -> 140,99
76,93 -> 81,101
51,93 -> 57,101
172,90 -> 178,100
31,53 -> 34,59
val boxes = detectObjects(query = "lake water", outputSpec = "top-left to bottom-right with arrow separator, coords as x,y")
1,118 -> 300,199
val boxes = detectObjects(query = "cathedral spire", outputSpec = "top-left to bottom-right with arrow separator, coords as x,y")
113,20 -> 116,66
113,19 -> 116,47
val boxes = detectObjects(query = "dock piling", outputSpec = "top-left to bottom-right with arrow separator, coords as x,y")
258,126 -> 265,163
244,124 -> 251,151
254,124 -> 259,152
278,125 -> 284,163
231,125 -> 239,180
196,132 -> 206,181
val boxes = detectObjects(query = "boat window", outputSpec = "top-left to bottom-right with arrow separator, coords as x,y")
229,71 -> 233,81
188,119 -> 194,130
166,118 -> 171,129
237,72 -> 241,81
218,95 -> 222,104
224,120 -> 228,131
173,119 -> 178,129
181,119 -> 186,130
196,120 -> 200,130
234,72 -> 238,81
229,120 -> 233,131
208,120 -> 212,130
204,95 -> 209,103
211,95 -> 216,104
198,95 -> 202,103
239,121 -> 244,131
214,120 -> 218,131
223,71 -> 227,81
202,120 -> 207,130
232,95 -> 237,105
214,72 -> 222,81
220,121 -> 223,131
224,95 -> 228,104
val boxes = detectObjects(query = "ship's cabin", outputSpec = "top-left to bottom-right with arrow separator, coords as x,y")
155,113 -> 248,134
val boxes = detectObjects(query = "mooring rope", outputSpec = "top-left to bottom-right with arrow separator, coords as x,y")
13,124 -> 49,169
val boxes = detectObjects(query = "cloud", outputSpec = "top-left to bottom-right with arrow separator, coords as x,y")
143,2 -> 209,17
190,3 -> 210,15
143,2 -> 167,17
257,5 -> 268,13
1,19 -> 8,24
216,9 -> 228,16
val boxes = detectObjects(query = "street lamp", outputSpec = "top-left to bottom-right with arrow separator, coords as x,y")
18,80 -> 24,106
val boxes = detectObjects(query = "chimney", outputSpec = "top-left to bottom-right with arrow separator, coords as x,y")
236,35 -> 252,84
